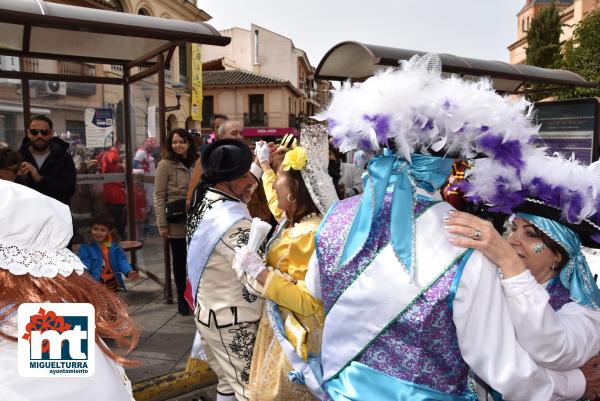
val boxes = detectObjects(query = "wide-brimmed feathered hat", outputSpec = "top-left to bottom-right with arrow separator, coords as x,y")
315,54 -> 545,277
465,154 -> 600,248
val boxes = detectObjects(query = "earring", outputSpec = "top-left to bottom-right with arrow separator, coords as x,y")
287,194 -> 296,203
533,243 -> 546,254
551,260 -> 557,271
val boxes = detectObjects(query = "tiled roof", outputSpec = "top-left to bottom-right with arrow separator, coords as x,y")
531,0 -> 573,4
520,0 -> 573,13
203,70 -> 286,87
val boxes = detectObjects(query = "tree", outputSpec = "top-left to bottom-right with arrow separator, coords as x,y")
526,1 -> 563,69
525,2 -> 564,100
559,9 -> 600,99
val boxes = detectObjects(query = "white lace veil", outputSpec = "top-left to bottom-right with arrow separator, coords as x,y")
300,125 -> 339,215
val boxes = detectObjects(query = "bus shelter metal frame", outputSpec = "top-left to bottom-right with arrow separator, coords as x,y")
315,41 -> 597,94
0,0 -> 231,303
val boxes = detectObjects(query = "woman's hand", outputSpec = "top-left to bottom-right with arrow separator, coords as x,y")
255,141 -> 270,164
159,228 -> 169,238
445,211 -> 526,278
233,246 -> 268,284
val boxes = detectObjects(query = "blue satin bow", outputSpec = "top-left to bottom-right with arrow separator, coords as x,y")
338,152 -> 454,278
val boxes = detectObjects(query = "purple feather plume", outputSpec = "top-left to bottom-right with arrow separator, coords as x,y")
478,133 -> 524,170
566,191 -> 584,223
363,114 -> 390,145
359,137 -> 375,151
487,177 -> 525,214
331,135 -> 343,147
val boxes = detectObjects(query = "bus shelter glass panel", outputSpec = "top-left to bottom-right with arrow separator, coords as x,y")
28,80 -> 127,245
130,79 -> 163,278
0,72 -> 23,149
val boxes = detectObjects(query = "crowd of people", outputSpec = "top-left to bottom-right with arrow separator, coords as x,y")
3,53 -> 600,401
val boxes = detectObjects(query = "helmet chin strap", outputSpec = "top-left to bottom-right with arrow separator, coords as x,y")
222,181 -> 244,201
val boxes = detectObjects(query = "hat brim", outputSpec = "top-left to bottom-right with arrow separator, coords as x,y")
514,198 -> 600,249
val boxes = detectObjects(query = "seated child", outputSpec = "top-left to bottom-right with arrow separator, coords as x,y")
78,214 -> 140,291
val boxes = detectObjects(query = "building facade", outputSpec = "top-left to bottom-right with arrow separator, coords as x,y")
508,0 -> 600,64
0,0 -> 209,151
0,0 -> 215,245
200,24 -> 332,135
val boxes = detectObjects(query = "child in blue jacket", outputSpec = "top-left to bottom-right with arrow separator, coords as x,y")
78,214 -> 140,291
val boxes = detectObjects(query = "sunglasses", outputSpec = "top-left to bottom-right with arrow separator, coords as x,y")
29,129 -> 52,136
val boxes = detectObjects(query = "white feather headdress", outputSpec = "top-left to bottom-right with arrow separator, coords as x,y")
317,54 -> 600,234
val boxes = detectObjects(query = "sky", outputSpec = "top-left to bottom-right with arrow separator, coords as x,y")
200,0 -> 525,67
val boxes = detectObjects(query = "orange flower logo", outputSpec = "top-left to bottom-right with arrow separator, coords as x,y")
22,307 -> 72,353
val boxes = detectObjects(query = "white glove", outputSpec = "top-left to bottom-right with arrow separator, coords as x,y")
233,246 -> 267,279
255,141 -> 270,164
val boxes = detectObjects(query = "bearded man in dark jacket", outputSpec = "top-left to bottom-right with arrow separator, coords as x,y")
18,115 -> 76,205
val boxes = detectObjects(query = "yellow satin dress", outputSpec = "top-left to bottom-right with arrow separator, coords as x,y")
248,170 -> 323,401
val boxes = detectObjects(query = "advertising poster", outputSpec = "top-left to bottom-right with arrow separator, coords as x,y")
84,108 -> 114,148
533,98 -> 599,165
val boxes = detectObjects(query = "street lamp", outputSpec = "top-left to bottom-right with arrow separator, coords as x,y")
165,83 -> 185,112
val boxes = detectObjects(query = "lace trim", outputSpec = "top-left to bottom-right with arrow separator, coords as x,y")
300,125 -> 339,215
0,241 -> 85,278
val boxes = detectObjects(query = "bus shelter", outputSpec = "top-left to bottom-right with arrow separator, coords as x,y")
0,0 -> 230,302
315,41 -> 596,94
315,41 -> 600,165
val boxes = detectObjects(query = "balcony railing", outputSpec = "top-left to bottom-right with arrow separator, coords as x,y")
22,58 -> 38,73
110,64 -> 124,74
244,112 -> 268,127
289,113 -> 308,129
58,61 -> 96,77
179,75 -> 189,89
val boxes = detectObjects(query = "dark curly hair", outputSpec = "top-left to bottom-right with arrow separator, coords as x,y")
0,147 -> 21,169
161,128 -> 198,168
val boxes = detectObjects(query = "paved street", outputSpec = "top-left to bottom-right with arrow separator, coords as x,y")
113,236 -> 217,400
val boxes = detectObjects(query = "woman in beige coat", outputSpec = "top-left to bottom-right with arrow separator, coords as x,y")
153,128 -> 198,315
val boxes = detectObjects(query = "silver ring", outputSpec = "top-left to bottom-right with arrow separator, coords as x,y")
471,229 -> 482,241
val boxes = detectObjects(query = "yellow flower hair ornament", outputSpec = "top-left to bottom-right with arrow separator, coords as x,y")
281,146 -> 308,171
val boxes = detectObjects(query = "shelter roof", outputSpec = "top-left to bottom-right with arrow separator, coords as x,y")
0,0 -> 230,65
315,41 -> 595,94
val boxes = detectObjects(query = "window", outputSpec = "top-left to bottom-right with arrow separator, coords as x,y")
254,30 -> 260,65
138,8 -> 150,16
201,96 -> 214,128
179,44 -> 188,80
521,18 -> 525,33
248,95 -> 265,126
101,0 -> 123,11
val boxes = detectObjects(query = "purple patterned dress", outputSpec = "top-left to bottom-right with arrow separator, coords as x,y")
317,195 -> 473,399
546,277 -> 572,311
